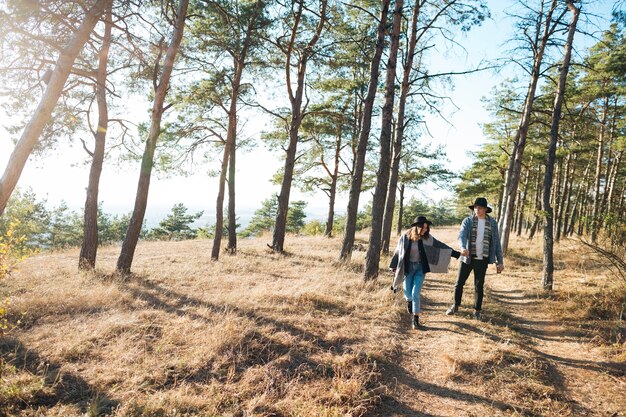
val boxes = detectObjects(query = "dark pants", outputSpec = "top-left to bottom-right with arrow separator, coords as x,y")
454,258 -> 488,311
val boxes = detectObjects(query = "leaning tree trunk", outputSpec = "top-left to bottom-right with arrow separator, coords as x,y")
272,0 -> 327,252
339,0 -> 391,261
0,0 -> 112,215
542,0 -> 578,291
117,0 -> 189,274
500,0 -> 559,255
381,0 -> 421,255
79,5 -> 112,270
364,0 -> 404,281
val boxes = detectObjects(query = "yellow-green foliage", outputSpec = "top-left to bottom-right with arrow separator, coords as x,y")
0,220 -> 30,335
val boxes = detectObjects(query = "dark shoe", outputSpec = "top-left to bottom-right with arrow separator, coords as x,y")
412,315 -> 420,330
406,300 -> 413,314
473,310 -> 482,320
446,304 -> 458,315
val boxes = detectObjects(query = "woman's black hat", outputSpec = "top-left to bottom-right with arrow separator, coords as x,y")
410,215 -> 433,227
468,197 -> 492,213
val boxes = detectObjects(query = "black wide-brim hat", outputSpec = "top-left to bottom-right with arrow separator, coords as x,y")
468,197 -> 492,213
410,215 -> 433,227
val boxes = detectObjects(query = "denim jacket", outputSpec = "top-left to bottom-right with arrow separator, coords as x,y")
459,215 -> 504,266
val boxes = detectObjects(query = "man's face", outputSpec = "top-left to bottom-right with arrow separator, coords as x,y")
474,206 -> 487,217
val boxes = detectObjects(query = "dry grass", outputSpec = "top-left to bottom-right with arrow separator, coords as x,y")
1,234 -> 400,416
1,229 -> 625,416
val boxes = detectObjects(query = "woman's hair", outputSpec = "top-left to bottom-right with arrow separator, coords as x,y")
408,224 -> 430,240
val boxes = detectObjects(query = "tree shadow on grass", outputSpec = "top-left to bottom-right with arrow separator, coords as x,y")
369,358 -> 542,417
117,274 -> 361,355
0,337 -> 119,414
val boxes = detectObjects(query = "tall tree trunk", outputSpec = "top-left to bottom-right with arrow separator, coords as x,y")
599,97 -> 618,219
606,150 -> 622,214
272,0 -> 327,252
211,139 -> 229,260
500,0 -> 559,255
591,96 -> 609,243
513,190 -> 521,233
214,7 -> 260,259
396,183 -> 405,236
364,0 -> 404,281
0,0 -> 111,215
528,168 -> 542,240
224,6 -> 264,255
381,0 -> 421,255
516,169 -> 530,236
556,152 -> 572,241
117,0 -> 189,273
324,120 -> 342,237
339,0 -> 391,261
79,5 -> 112,270
226,121 -> 237,252
542,0 -> 578,291
571,160 -> 591,236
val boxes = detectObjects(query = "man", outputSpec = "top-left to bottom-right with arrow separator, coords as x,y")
446,197 -> 504,320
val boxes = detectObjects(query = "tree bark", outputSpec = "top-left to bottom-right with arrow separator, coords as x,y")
590,96 -> 609,243
364,0 -> 404,281
542,0 -> 578,291
528,168 -> 542,240
605,150 -> 622,214
339,0 -> 391,261
599,97 -> 618,219
500,0 -> 559,255
211,139 -> 229,260
324,120 -> 342,237
117,0 -> 189,273
272,0 -> 328,252
213,4 -> 262,259
381,0 -> 421,255
396,183 -> 405,237
570,160 -> 590,236
79,4 -> 112,270
0,0 -> 112,215
556,152 -> 571,241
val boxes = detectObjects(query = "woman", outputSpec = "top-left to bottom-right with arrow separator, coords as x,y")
389,216 -> 460,330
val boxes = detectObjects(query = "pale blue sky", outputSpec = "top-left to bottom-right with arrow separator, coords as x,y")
0,0 -> 618,226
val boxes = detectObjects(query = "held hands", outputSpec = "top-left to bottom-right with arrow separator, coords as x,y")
496,264 -> 504,274
461,249 -> 470,257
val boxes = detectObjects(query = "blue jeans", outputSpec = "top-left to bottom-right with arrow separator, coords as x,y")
404,262 -> 425,314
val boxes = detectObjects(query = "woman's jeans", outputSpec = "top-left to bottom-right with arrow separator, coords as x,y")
454,258 -> 488,311
404,262 -> 425,314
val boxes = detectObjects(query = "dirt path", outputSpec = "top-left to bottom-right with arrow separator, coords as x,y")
370,267 -> 626,417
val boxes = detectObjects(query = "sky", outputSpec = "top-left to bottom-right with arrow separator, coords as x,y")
0,0 -> 618,227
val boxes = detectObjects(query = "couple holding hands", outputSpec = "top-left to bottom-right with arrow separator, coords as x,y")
389,197 -> 505,330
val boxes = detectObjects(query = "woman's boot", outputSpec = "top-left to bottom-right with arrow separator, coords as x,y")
412,314 -> 420,330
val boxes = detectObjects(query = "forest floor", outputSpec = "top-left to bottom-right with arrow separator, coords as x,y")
1,228 -> 625,416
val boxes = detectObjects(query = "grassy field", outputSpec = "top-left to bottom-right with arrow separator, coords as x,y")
1,228 -> 624,416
